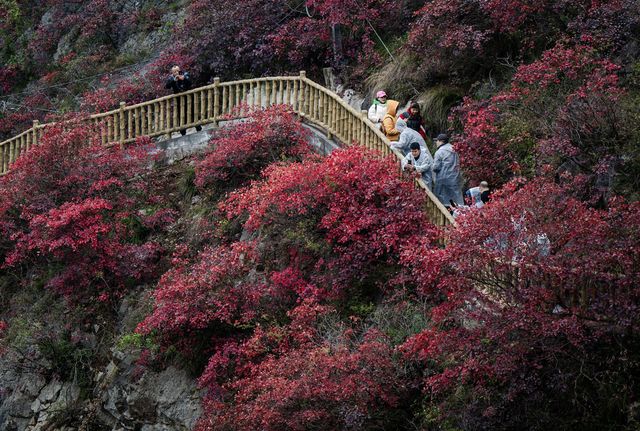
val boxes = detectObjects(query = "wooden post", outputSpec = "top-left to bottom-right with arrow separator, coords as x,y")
200,89 -> 206,124
159,101 -> 165,134
292,79 -> 298,112
193,92 -> 199,126
0,144 -> 5,174
153,103 -> 158,134
222,85 -> 228,116
283,80 -> 290,106
360,111 -> 368,148
186,94 -> 192,128
119,102 -> 126,147
299,71 -> 306,118
136,107 -> 142,136
265,81 -> 271,108
213,78 -> 220,126
32,120 -> 40,148
8,139 -> 14,167
147,104 -> 153,134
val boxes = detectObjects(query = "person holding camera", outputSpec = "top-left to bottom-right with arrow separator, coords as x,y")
402,141 -> 434,190
165,65 -> 202,136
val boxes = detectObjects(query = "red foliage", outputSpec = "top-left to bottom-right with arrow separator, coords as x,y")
0,121 -> 169,303
136,241 -> 261,338
199,330 -> 401,430
182,0 -> 403,78
194,105 -> 310,189
406,0 -> 636,84
401,179 -> 640,427
455,44 -> 624,190
0,66 -> 17,94
140,147 -> 438,349
194,299 -> 405,430
221,148 -> 440,290
0,92 -> 53,139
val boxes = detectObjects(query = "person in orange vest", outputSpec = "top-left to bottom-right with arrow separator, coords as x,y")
381,99 -> 400,142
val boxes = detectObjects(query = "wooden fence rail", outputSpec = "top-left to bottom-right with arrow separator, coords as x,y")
0,72 -> 454,226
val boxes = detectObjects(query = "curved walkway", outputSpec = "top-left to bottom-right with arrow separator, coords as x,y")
0,72 -> 454,226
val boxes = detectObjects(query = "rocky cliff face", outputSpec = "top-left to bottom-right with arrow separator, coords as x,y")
0,285 -> 203,430
0,351 -> 202,430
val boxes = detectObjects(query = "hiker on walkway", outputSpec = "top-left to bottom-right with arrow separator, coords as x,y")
392,118 -> 427,155
465,181 -> 491,208
399,102 -> 427,140
165,65 -> 202,136
433,133 -> 463,206
368,90 -> 388,124
402,142 -> 434,190
381,99 -> 400,142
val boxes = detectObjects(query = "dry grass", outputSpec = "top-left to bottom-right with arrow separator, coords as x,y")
364,53 -> 463,136
364,52 -> 421,103
418,85 -> 464,135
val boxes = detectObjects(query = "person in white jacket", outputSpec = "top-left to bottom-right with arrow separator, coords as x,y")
367,90 -> 388,123
391,118 -> 427,155
402,142 -> 434,190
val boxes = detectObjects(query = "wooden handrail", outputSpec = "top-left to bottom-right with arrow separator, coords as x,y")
0,72 -> 454,226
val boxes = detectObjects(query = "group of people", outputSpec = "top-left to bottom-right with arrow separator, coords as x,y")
166,67 -> 489,213
368,90 -> 489,213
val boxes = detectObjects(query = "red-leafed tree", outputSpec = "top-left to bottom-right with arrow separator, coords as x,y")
220,148 -> 440,291
406,0 -> 638,86
455,43 -> 628,197
194,105 -> 311,190
181,0 -> 404,78
0,121 -> 170,304
194,299 -> 410,431
401,179 -> 640,429
140,147 -> 439,349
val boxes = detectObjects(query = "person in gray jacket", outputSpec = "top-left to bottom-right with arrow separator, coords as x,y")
433,133 -> 464,206
402,142 -> 434,190
391,118 -> 427,155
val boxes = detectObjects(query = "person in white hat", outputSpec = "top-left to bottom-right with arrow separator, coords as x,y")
367,90 -> 389,124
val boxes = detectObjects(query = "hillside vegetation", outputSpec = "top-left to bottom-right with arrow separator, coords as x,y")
0,1 -> 639,430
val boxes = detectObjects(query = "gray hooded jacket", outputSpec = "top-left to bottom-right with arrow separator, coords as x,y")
433,143 -> 462,186
433,143 -> 464,205
402,149 -> 434,190
392,119 -> 427,155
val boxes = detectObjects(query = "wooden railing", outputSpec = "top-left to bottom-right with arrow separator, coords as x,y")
0,72 -> 455,226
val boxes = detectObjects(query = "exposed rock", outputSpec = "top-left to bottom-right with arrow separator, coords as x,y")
100,357 -> 202,430
53,27 -> 80,62
119,10 -> 185,57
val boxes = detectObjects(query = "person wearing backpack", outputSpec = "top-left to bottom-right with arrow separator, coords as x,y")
368,90 -> 389,124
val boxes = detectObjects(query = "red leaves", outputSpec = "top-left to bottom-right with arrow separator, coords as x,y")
221,148 -> 440,289
137,241 -> 262,337
455,43 -> 624,190
194,105 -> 310,190
0,122 -> 166,302
401,178 -> 640,425
198,324 -> 402,431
